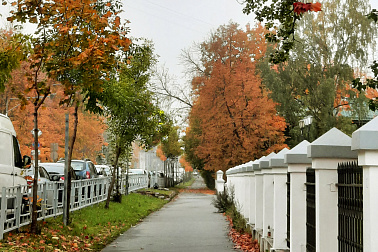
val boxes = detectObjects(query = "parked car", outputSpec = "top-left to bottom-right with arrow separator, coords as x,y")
57,159 -> 98,179
95,164 -> 112,177
129,169 -> 148,175
21,165 -> 52,187
40,162 -> 78,181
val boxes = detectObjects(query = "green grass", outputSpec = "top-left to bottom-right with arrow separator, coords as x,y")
175,177 -> 196,189
0,192 -> 171,251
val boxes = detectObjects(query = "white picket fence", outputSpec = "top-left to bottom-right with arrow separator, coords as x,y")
0,173 -> 149,239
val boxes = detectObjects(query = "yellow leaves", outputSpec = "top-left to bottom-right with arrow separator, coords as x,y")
11,1 -> 16,6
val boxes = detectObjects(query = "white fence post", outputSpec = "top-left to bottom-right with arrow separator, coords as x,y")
270,148 -> 289,250
241,165 -> 251,219
246,162 -> 255,228
260,152 -> 276,246
215,170 -> 225,193
308,128 -> 357,252
352,116 -> 378,251
253,157 -> 264,240
285,140 -> 312,252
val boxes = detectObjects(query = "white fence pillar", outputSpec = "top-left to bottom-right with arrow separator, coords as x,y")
352,116 -> 378,252
260,152 -> 276,240
246,163 -> 255,227
241,165 -> 251,220
215,170 -> 225,193
253,158 -> 264,237
233,167 -> 243,211
308,128 -> 357,252
285,140 -> 312,252
270,148 -> 289,250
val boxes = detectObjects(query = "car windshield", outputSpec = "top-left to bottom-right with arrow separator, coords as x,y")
71,161 -> 85,171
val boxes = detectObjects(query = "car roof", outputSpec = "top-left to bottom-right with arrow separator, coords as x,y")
129,169 -> 146,174
39,163 -> 66,173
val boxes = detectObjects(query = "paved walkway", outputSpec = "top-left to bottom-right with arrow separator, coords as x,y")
102,177 -> 236,252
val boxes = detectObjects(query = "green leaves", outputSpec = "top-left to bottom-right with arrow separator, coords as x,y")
0,31 -> 30,92
101,40 -> 169,158
243,0 -> 298,63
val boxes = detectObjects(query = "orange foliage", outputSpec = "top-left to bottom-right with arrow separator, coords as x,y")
4,65 -> 106,162
293,2 -> 322,14
178,188 -> 215,195
156,145 -> 167,161
189,23 -> 287,173
179,156 -> 193,172
365,87 -> 378,100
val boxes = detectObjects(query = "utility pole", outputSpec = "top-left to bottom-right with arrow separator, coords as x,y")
63,113 -> 69,225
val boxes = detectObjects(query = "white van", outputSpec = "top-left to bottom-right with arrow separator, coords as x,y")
0,113 -> 31,188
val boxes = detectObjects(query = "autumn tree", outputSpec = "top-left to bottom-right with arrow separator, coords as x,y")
6,0 -> 131,227
2,65 -> 106,163
184,23 -> 287,175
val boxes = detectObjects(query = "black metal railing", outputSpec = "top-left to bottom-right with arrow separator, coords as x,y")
337,161 -> 363,252
306,168 -> 316,252
286,172 -> 290,248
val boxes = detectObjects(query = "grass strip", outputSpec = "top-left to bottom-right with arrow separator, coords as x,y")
175,177 -> 196,189
0,192 -> 171,251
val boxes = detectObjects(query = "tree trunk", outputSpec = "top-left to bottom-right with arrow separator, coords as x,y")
30,107 -> 39,234
125,148 -> 129,195
105,144 -> 121,208
64,101 -> 79,225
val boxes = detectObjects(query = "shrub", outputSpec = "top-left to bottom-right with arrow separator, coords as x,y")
212,188 -> 234,213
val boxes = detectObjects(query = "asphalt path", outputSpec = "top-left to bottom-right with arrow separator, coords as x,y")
102,177 -> 236,252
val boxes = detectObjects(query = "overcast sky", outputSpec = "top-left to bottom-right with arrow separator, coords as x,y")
121,0 -> 254,79
1,0 -> 377,87
0,0 -> 255,94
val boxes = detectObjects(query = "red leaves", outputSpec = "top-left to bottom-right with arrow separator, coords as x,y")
293,2 -> 322,14
178,188 -> 215,194
226,215 -> 259,252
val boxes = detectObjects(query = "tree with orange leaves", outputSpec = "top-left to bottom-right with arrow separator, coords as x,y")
184,23 -> 287,174
6,0 -> 130,231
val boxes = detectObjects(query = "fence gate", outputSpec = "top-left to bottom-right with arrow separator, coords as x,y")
337,161 -> 363,251
286,172 -> 290,248
306,168 -> 316,252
